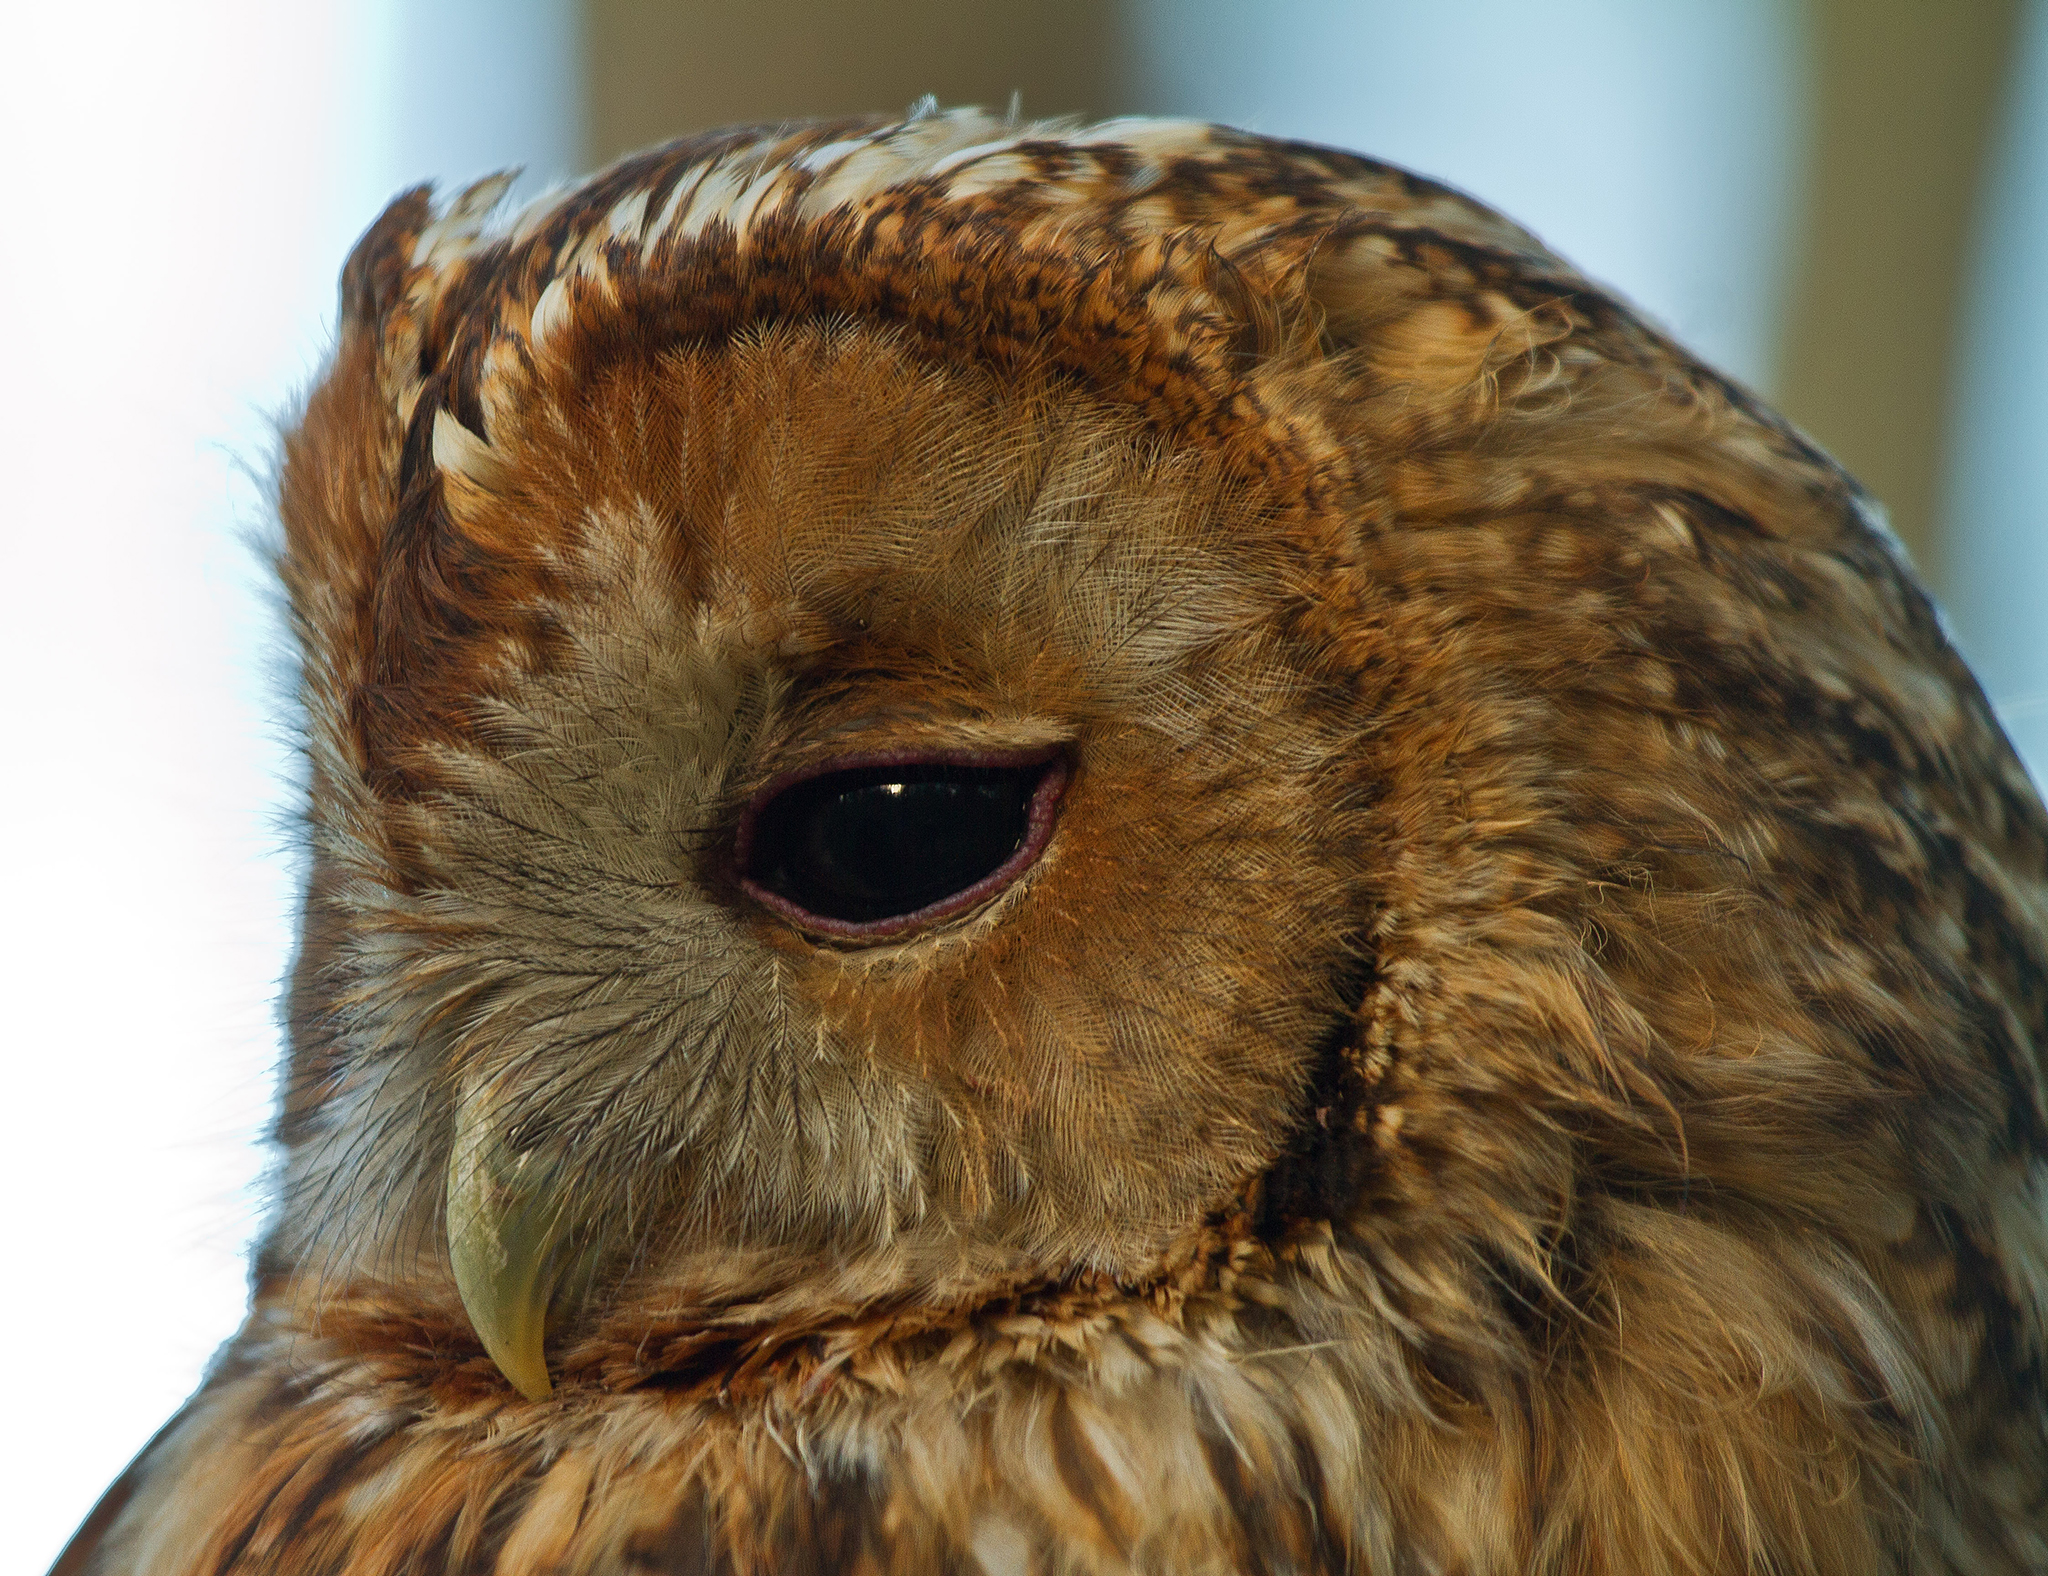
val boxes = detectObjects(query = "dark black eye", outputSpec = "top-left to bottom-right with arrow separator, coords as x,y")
737,755 -> 1065,934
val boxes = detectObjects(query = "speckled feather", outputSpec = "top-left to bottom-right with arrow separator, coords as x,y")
57,110 -> 2048,1575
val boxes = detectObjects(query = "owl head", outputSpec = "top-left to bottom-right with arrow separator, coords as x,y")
271,109 -> 2048,1413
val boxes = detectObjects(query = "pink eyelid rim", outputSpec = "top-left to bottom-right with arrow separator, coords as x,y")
733,747 -> 1071,940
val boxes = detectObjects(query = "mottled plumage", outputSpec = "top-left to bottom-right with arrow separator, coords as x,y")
57,110 -> 2048,1575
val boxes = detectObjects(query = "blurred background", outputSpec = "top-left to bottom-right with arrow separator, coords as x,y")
4,2 -> 2042,1566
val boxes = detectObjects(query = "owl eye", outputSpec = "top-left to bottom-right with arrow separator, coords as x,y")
737,754 -> 1066,934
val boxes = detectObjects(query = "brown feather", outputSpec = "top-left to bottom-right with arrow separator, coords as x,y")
59,110 -> 2048,1575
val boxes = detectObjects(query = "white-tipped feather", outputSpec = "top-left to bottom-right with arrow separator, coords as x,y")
430,407 -> 504,488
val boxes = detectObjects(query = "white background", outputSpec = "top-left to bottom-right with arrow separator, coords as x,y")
1,4 -> 576,1567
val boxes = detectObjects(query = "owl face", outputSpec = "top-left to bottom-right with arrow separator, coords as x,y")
279,310 -> 1367,1393
55,110 -> 2048,1574
261,110 -> 2048,1452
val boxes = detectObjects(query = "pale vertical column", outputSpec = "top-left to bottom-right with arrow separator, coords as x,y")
358,0 -> 585,202
1944,1 -> 2048,787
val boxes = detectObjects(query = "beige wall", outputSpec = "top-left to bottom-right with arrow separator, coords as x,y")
583,0 -> 1125,161
1774,0 -> 2019,585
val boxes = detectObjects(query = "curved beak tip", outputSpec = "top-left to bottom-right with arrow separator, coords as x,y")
447,1101 -> 565,1403
491,1335 -> 555,1403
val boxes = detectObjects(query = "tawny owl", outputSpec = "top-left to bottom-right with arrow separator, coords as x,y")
53,109 -> 2048,1576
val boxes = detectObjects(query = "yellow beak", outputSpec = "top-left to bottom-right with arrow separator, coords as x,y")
446,1083 -> 572,1402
